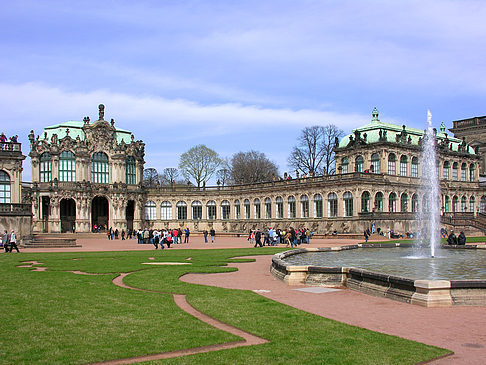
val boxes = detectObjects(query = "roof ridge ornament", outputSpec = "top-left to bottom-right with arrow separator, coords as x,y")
371,107 -> 380,122
98,104 -> 105,121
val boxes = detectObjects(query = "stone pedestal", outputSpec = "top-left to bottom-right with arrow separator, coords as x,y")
411,280 -> 453,307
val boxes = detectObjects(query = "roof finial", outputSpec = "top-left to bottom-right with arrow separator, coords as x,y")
98,104 -> 105,120
440,122 -> 446,133
372,107 -> 379,122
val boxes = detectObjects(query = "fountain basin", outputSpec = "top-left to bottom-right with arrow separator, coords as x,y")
271,243 -> 486,307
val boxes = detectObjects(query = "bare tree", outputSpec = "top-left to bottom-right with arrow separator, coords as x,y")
159,167 -> 180,185
179,144 -> 222,187
288,124 -> 344,176
230,150 -> 279,184
143,167 -> 159,187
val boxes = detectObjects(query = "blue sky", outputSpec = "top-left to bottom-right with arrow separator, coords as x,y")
1,0 -> 485,182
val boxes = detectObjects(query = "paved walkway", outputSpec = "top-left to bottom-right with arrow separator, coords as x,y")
20,236 -> 486,364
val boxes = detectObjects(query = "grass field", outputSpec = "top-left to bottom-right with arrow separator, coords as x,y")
0,248 -> 451,364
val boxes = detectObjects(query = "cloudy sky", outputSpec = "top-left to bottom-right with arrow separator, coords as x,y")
1,0 -> 485,182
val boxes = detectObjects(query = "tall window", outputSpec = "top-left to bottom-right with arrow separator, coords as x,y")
91,152 -> 109,184
59,151 -> 76,182
288,196 -> 296,218
328,193 -> 338,217
400,155 -> 408,176
461,163 -> 467,182
234,200 -> 241,219
412,194 -> 419,213
470,196 -> 475,213
276,197 -> 284,219
401,193 -> 408,212
461,196 -> 467,212
207,200 -> 217,220
452,162 -> 458,181
444,196 -> 450,212
371,153 -> 380,173
314,194 -> 323,218
301,195 -> 309,218
343,191 -> 353,217
176,201 -> 187,220
375,192 -> 383,212
192,201 -> 202,220
443,161 -> 450,180
221,200 -> 230,220
341,157 -> 349,174
161,201 -> 172,220
388,154 -> 396,175
0,171 -> 11,203
481,196 -> 486,213
452,196 -> 458,212
389,192 -> 397,212
361,191 -> 370,213
253,198 -> 261,219
144,201 -> 156,220
264,198 -> 272,219
470,164 -> 475,181
126,157 -> 136,185
355,155 -> 364,172
39,152 -> 52,182
244,199 -> 250,219
411,157 -> 419,178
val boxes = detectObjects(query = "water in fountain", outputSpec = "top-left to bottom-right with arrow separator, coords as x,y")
415,110 -> 441,257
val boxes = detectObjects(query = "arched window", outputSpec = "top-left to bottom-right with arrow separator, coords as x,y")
470,196 -> 475,213
343,191 -> 353,217
443,161 -> 450,180
244,199 -> 251,219
176,201 -> 187,220
264,198 -> 272,219
375,192 -> 383,212
59,151 -> 76,182
371,153 -> 380,173
301,195 -> 309,218
126,157 -> 136,185
40,152 -> 52,182
388,153 -> 396,175
221,200 -> 230,220
400,155 -> 408,176
328,193 -> 338,217
389,192 -> 397,212
207,200 -> 217,220
481,196 -> 486,213
276,197 -> 284,219
401,193 -> 408,212
192,200 -> 202,220
461,163 -> 467,182
288,196 -> 296,218
412,194 -> 419,213
444,196 -> 450,213
314,194 -> 323,218
461,196 -> 467,212
144,201 -> 156,220
341,157 -> 349,174
411,157 -> 419,178
234,200 -> 241,219
0,170 -> 11,203
452,196 -> 458,212
161,201 -> 172,220
91,152 -> 109,184
355,155 -> 364,172
470,164 -> 475,181
253,198 -> 261,219
452,162 -> 458,181
361,191 -> 370,213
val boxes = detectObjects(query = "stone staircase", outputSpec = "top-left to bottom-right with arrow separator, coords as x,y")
22,233 -> 82,248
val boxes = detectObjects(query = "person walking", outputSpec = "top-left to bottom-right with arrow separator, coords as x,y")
184,227 -> 190,243
2,230 -> 9,252
8,230 -> 19,252
203,230 -> 208,243
209,228 -> 215,244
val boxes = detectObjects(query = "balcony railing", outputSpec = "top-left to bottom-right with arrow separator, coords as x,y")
0,203 -> 32,216
0,142 -> 21,153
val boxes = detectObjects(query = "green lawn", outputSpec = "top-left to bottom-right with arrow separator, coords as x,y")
0,248 -> 451,364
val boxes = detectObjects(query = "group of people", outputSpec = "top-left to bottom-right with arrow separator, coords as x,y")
447,230 -> 467,245
132,227 -> 191,249
2,230 -> 19,253
248,227 -> 312,248
203,229 -> 216,243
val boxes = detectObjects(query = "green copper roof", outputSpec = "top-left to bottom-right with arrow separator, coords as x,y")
41,120 -> 133,144
338,108 -> 476,155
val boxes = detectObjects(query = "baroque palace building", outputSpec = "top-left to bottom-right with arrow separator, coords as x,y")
19,105 -> 486,235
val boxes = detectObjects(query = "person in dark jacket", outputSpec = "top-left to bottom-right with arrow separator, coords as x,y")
457,231 -> 466,245
254,229 -> 263,247
447,231 -> 457,245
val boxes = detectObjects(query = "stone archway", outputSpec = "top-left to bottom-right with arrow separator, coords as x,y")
60,198 -> 76,233
126,200 -> 135,231
91,196 -> 109,231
